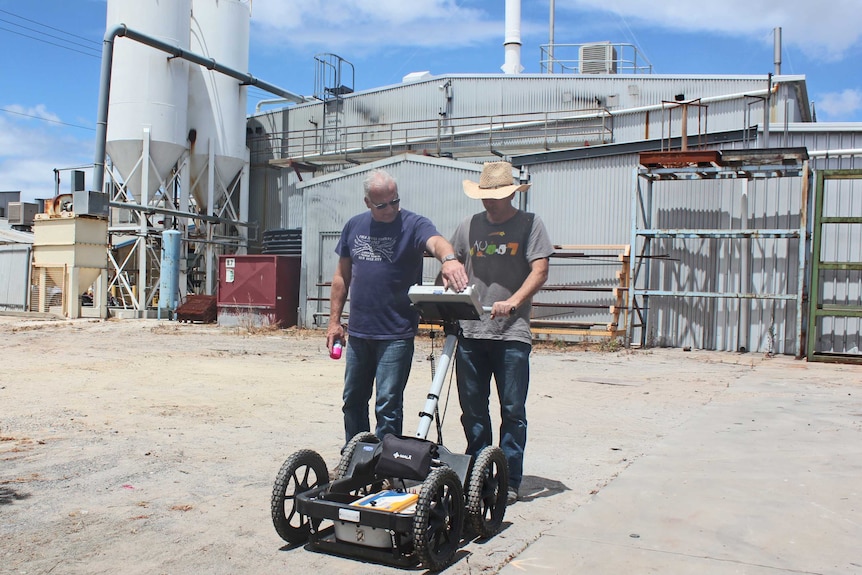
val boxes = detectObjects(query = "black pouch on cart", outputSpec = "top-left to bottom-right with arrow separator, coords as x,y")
375,435 -> 438,481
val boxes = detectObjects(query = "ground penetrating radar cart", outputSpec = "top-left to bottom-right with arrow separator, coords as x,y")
270,285 -> 509,571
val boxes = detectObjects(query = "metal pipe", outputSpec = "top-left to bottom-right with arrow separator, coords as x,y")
93,24 -> 308,195
637,290 -> 798,300
108,201 -> 256,227
255,97 -> 311,114
415,332 -> 458,439
807,148 -> 862,157
548,0 -> 555,73
763,74 -> 772,147
502,0 -> 523,74
774,27 -> 782,75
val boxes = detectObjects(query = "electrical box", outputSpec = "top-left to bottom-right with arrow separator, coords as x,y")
73,191 -> 109,217
71,170 -> 86,192
217,255 -> 302,328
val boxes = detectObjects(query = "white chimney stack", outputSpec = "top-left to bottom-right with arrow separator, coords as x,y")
501,0 -> 523,74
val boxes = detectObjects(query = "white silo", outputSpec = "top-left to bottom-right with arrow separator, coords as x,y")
105,0 -> 191,203
188,0 -> 250,213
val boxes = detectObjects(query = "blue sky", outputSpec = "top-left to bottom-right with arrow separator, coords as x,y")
2,0 -> 861,203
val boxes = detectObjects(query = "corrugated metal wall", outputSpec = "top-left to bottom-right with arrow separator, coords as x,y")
297,154 -> 482,327
522,125 -> 862,355
639,167 -> 804,355
524,154 -> 634,329
778,127 -> 862,355
529,144 -> 808,354
0,244 -> 32,311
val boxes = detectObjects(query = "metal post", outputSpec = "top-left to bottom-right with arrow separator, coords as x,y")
548,0 -> 555,73
738,180 -> 750,351
138,128 -> 150,316
415,333 -> 458,439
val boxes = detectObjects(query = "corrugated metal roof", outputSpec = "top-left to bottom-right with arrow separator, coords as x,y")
0,226 -> 34,244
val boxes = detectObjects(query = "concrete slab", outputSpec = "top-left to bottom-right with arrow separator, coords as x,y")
501,364 -> 862,574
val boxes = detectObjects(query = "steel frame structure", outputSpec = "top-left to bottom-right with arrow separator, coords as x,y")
628,149 -> 811,355
806,168 -> 862,363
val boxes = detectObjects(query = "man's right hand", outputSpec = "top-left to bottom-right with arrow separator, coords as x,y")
440,258 -> 468,292
326,323 -> 346,352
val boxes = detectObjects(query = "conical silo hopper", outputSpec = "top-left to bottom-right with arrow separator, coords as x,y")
187,0 -> 250,214
105,0 -> 191,204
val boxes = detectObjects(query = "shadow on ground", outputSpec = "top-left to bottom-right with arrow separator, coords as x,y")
518,475 -> 570,503
0,486 -> 31,505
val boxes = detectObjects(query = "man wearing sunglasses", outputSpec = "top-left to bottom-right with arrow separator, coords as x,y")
327,169 -> 468,444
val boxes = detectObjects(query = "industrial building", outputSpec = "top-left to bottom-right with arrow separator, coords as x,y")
0,0 -> 859,362
250,59 -> 861,360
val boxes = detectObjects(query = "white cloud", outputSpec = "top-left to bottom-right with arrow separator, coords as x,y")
250,0 -> 516,52
559,0 -> 862,61
3,104 -> 62,124
0,114 -> 93,202
247,0 -> 861,65
816,89 -> 862,120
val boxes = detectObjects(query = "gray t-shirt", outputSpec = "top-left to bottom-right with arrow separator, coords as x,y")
450,210 -> 554,344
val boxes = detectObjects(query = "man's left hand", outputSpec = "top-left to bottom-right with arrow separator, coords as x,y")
489,301 -> 517,319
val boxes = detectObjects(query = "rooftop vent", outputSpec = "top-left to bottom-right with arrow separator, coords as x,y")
579,42 -> 617,74
402,71 -> 432,83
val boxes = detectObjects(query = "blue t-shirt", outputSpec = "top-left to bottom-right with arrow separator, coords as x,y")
335,209 -> 440,339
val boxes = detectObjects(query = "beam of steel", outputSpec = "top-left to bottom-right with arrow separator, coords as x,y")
107,201 -> 256,228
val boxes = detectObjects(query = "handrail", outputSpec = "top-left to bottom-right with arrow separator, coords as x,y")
539,42 -> 653,75
250,108 -> 614,163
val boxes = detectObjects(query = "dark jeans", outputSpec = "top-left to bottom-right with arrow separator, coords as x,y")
455,337 -> 531,489
342,336 -> 414,443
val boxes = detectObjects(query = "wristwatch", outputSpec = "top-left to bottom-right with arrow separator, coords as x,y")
441,254 -> 458,263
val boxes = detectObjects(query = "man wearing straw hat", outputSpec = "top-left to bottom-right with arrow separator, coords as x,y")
450,161 -> 553,505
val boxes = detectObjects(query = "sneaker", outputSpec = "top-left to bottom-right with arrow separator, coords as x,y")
507,486 -> 519,505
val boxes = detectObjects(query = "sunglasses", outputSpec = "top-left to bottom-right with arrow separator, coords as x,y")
370,197 -> 401,210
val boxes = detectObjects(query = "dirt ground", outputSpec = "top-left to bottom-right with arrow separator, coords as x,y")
1,315 -> 780,574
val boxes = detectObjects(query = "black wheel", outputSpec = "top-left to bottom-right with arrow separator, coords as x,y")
465,446 -> 509,538
335,432 -> 379,479
271,449 -> 328,544
413,466 -> 464,571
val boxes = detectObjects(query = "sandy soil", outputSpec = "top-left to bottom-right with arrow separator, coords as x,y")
0,316 -> 766,574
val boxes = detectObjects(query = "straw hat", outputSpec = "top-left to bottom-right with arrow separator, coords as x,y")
462,161 -> 531,199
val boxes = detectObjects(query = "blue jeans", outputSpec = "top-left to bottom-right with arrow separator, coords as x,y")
456,337 -> 531,490
342,336 -> 414,443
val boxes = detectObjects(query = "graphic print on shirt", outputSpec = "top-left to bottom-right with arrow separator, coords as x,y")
353,234 -> 397,262
470,230 -> 521,258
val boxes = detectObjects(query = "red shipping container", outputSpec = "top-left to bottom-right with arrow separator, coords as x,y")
217,255 -> 301,328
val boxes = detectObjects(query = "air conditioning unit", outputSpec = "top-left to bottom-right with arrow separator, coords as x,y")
7,202 -> 38,226
579,42 -> 618,75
